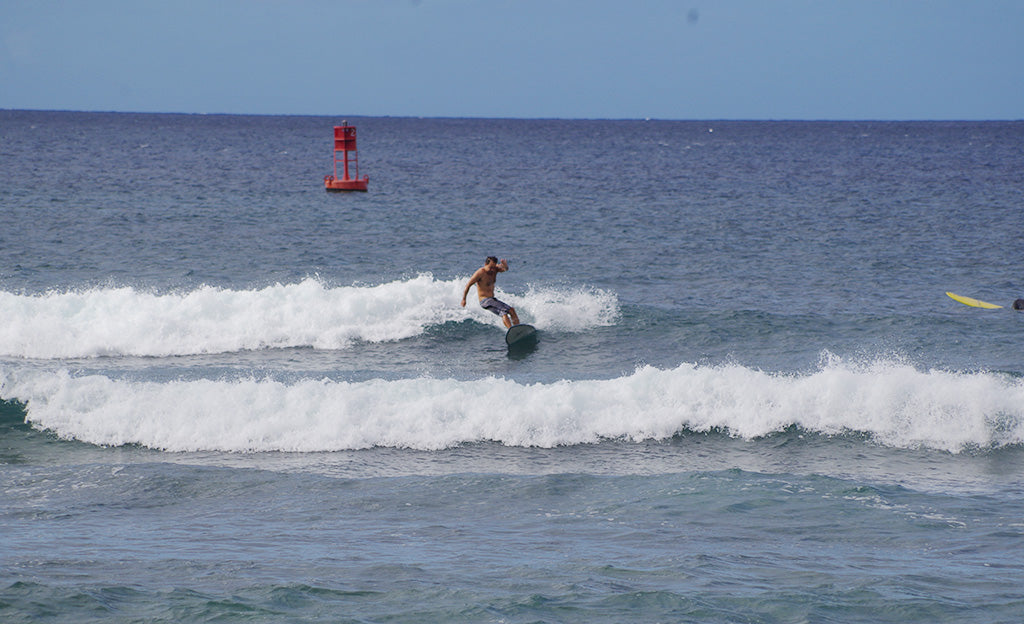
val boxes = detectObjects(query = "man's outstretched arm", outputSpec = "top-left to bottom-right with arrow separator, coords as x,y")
460,271 -> 481,307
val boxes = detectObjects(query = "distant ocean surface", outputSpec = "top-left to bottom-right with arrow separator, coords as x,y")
2,110 -> 1024,623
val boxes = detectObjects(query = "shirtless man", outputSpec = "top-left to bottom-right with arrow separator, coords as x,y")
461,256 -> 520,328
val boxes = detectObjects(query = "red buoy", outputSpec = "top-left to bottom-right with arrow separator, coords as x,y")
324,121 -> 369,192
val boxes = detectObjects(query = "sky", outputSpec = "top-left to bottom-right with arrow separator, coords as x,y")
1,0 -> 1022,120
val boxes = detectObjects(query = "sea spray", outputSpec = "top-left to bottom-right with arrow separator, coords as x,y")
3,358 -> 1022,453
520,283 -> 620,331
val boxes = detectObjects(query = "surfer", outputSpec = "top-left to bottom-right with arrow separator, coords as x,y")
461,256 -> 520,328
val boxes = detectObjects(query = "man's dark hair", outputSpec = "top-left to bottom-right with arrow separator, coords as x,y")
485,256 -> 499,265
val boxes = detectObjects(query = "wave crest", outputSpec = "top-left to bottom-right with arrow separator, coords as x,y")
0,276 -> 619,358
3,359 -> 1023,453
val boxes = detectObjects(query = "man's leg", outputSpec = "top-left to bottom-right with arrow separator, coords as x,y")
508,307 -> 519,326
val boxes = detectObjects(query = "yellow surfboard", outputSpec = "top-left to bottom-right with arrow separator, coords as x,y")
946,292 -> 1003,309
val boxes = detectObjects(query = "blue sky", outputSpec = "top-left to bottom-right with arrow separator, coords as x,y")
2,0 -> 1022,119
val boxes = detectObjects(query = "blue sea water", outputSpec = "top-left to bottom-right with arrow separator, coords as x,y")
2,110 -> 1024,622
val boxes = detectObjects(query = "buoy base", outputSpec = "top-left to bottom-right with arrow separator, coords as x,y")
324,175 -> 369,192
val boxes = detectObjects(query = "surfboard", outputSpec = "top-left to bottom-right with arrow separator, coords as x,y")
946,291 -> 1003,309
505,324 -> 537,348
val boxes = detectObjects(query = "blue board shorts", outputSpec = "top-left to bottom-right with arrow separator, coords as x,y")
480,297 -> 512,316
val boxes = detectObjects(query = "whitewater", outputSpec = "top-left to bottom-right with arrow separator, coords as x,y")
0,275 -> 618,358
4,274 -> 1023,455
5,356 -> 1023,454
3,275 -> 1024,455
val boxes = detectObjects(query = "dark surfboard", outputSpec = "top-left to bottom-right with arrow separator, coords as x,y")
505,324 -> 537,349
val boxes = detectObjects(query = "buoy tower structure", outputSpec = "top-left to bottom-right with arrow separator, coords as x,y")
324,121 -> 369,192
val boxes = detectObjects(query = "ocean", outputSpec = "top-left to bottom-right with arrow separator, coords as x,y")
2,110 -> 1023,623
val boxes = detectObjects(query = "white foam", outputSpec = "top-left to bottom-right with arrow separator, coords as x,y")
3,358 -> 1023,453
0,276 -> 619,358
518,283 -> 620,332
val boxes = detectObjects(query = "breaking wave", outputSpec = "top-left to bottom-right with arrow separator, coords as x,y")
0,275 -> 619,358
3,359 -> 1023,454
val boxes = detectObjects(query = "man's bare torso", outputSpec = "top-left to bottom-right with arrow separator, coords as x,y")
472,267 -> 498,299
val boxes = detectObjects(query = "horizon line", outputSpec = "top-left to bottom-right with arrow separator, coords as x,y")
2,108 -> 1021,123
